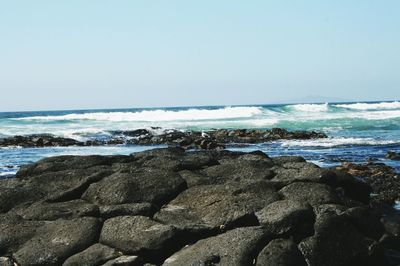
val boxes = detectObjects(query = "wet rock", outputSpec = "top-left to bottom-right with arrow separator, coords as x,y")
0,128 -> 327,150
13,217 -> 102,266
155,181 -> 280,232
386,151 -> 400,160
63,243 -> 120,266
0,134 -> 82,148
162,227 -> 270,266
255,200 -> 314,239
256,238 -> 307,266
83,170 -> 186,206
100,216 -> 177,263
280,182 -> 340,207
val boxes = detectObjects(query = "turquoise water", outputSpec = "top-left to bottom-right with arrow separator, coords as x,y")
1,101 -> 400,177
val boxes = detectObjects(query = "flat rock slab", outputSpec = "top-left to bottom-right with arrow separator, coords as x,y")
100,216 -> 177,260
162,227 -> 269,266
155,181 -> 280,231
83,170 -> 186,206
279,182 -> 340,206
13,217 -> 102,266
256,199 -> 314,238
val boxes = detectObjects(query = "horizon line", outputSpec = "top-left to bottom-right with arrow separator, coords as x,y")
1,99 -> 399,114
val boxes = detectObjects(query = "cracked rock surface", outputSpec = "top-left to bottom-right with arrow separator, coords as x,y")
0,147 -> 398,265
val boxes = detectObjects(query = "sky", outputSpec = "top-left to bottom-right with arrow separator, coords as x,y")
0,1 -> 399,111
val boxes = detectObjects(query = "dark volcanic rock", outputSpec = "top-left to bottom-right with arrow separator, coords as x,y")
122,128 -> 327,150
63,243 -> 120,266
14,199 -> 99,221
298,206 -> 375,266
0,148 -> 395,265
0,213 -> 44,254
255,200 -> 314,239
154,181 -> 280,232
162,227 -> 270,266
0,134 -> 82,148
256,238 -> 307,266
279,182 -> 340,206
82,170 -> 186,206
271,162 -> 336,186
0,185 -> 42,213
13,217 -> 101,266
102,255 -> 142,266
99,203 -> 153,218
100,216 -> 177,262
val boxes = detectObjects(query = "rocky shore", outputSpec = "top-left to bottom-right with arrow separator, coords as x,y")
0,128 -> 327,150
1,147 -> 399,265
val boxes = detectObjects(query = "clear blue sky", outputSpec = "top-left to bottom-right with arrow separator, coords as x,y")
0,1 -> 399,111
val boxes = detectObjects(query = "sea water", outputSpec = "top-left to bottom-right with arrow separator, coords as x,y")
1,101 -> 400,177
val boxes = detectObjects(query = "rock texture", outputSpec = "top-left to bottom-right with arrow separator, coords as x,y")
0,148 -> 398,265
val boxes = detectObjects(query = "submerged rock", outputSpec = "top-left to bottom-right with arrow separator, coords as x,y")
385,151 -> 400,161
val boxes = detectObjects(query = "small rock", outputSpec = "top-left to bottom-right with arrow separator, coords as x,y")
102,255 -> 142,266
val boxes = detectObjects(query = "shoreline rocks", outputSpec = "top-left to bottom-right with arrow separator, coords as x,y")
334,162 -> 400,205
0,147 -> 399,265
0,128 -> 327,150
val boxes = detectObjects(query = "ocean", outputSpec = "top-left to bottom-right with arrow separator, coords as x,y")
1,101 -> 400,178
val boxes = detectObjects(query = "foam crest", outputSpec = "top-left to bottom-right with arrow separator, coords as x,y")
279,137 -> 398,148
290,103 -> 329,112
336,101 -> 400,110
16,107 -> 263,122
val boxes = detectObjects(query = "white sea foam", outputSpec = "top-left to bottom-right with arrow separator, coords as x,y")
15,107 -> 263,122
290,103 -> 329,112
336,101 -> 400,110
279,137 -> 398,148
